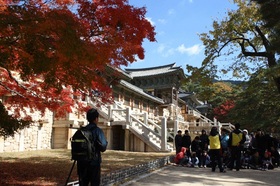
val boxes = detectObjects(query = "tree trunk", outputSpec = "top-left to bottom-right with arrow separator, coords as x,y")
267,53 -> 280,93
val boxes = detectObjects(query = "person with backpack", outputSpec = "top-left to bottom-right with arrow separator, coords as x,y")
77,108 -> 108,186
228,123 -> 245,171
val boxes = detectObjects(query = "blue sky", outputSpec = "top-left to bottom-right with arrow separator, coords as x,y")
125,0 -> 237,75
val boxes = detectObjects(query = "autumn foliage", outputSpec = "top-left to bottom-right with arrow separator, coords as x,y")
0,0 -> 155,136
213,100 -> 235,122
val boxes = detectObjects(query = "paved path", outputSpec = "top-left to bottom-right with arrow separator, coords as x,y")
121,165 -> 280,186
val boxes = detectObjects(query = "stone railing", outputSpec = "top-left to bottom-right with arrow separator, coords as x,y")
67,155 -> 173,186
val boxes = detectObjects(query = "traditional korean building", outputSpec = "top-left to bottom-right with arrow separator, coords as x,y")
0,63 -> 233,152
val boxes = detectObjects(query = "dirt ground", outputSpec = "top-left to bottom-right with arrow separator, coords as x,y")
0,149 -> 174,186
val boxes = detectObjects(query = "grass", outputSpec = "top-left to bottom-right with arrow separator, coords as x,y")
0,149 -> 174,186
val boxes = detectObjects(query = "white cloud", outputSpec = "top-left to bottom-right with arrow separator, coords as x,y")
168,9 -> 175,15
158,19 -> 167,24
157,44 -> 166,53
157,44 -> 175,57
176,44 -> 203,55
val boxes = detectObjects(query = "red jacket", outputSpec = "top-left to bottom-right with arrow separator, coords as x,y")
175,147 -> 187,164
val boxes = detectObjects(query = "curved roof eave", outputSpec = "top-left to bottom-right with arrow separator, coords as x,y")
125,63 -> 187,80
117,80 -> 164,104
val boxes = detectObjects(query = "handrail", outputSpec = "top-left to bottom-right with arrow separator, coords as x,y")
89,99 -> 173,151
147,118 -> 174,140
114,101 -> 174,141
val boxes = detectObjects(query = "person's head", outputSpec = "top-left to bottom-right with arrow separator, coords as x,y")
201,129 -> 206,134
195,136 -> 200,141
177,130 -> 182,135
210,126 -> 218,136
243,129 -> 248,135
86,108 -> 99,122
221,128 -> 227,134
202,150 -> 207,156
185,130 -> 189,134
234,123 -> 240,130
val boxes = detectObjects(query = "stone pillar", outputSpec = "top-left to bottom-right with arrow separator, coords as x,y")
217,122 -> 222,134
143,112 -> 148,125
214,117 -> 217,125
37,126 -> 42,150
126,107 -> 131,124
0,136 -> 4,152
124,128 -> 130,151
161,117 -> 167,151
105,126 -> 112,150
108,105 -> 113,120
19,129 -> 25,151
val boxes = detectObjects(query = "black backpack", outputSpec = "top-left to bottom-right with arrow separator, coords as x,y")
71,127 -> 97,161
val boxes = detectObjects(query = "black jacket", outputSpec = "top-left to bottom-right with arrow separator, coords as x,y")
85,122 -> 108,164
182,134 -> 192,148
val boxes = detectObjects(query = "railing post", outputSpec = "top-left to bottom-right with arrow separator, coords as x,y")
108,105 -> 112,120
213,117 -> 217,125
143,112 -> 148,126
126,107 -> 131,124
161,117 -> 167,151
217,122 -> 222,134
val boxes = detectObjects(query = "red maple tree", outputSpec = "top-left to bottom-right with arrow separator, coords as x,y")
0,0 -> 155,136
213,100 -> 235,122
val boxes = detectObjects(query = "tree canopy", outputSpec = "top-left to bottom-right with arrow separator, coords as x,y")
0,0 -> 155,136
253,0 -> 280,54
186,0 -> 280,93
184,0 -> 280,133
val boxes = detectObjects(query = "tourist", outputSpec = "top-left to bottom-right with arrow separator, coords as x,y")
182,130 -> 192,157
208,126 -> 225,172
255,129 -> 266,164
199,129 -> 209,167
191,136 -> 202,158
200,150 -> 211,168
228,123 -> 246,171
189,152 -> 200,167
175,130 -> 183,154
77,108 -> 108,186
174,147 -> 187,165
243,129 -> 251,153
221,128 -> 229,153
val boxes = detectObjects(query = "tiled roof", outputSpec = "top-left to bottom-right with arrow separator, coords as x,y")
119,80 -> 164,104
125,63 -> 185,78
178,92 -> 204,105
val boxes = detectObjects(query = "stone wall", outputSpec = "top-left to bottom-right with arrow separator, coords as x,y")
0,123 -> 53,152
0,111 -> 53,153
67,155 -> 174,186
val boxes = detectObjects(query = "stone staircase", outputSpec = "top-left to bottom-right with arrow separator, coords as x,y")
87,98 -> 234,152
88,99 -> 174,152
188,109 -> 235,132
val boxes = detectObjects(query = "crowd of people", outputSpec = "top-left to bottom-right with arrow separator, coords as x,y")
174,123 -> 280,173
